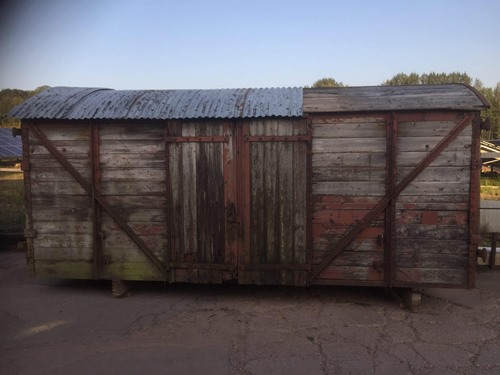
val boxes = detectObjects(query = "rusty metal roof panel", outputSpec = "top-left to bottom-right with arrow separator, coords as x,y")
8,87 -> 304,120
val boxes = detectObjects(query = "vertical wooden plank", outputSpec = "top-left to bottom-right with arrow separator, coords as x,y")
385,114 -> 396,287
250,120 -> 265,264
265,119 -> 278,264
167,121 -> 182,263
91,122 -> 103,279
468,114 -> 481,287
21,123 -> 35,274
293,119 -> 308,265
182,123 -> 197,261
277,121 -> 294,284
223,121 -> 237,268
242,121 -> 251,268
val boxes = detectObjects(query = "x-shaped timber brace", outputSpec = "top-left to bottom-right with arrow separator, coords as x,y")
29,124 -> 167,278
308,113 -> 479,285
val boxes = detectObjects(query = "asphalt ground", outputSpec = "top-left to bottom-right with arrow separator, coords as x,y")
1,249 -> 499,375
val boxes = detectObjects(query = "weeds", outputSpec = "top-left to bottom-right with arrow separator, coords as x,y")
0,172 -> 24,230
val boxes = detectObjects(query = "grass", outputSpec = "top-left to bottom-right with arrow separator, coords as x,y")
481,174 -> 500,200
0,171 -> 25,231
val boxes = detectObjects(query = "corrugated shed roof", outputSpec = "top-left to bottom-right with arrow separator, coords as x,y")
303,84 -> 490,112
0,128 -> 22,158
8,87 -> 304,120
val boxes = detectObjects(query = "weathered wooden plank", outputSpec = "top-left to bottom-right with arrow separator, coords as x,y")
30,156 -> 92,171
316,265 -> 384,281
396,224 -> 468,240
395,209 -> 468,226
313,166 -> 385,182
34,233 -> 92,249
396,253 -> 468,269
32,206 -> 92,222
34,247 -> 93,261
182,123 -> 198,259
100,168 -> 166,181
34,260 -> 94,279
264,120 -> 278,264
396,194 -> 469,205
30,168 -> 91,182
394,268 -> 466,284
311,115 -> 387,124
102,229 -> 166,254
104,195 -> 167,209
195,126 -> 225,264
32,195 -> 91,208
397,166 -> 470,183
398,181 -> 469,196
396,150 -> 470,167
100,181 -> 165,195
250,139 -> 265,264
312,152 -> 386,168
101,209 -> 166,223
278,122 -> 294,268
100,152 -> 166,168
29,143 -> 90,156
328,251 -> 384,267
304,87 -> 483,113
398,121 -> 472,137
312,181 -> 386,196
395,239 -> 468,254
313,236 -> 381,253
312,122 -> 386,138
293,124 -> 307,264
168,137 -> 183,262
397,135 -> 471,152
29,125 -> 90,141
313,208 -> 384,226
33,221 -> 93,234
313,138 -> 387,153
103,261 -> 164,281
99,140 -> 165,154
313,195 -> 381,207
31,180 -> 87,195
99,124 -> 164,140
103,221 -> 168,236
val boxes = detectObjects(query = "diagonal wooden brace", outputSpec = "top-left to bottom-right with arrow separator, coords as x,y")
30,125 -> 167,276
308,113 -> 476,284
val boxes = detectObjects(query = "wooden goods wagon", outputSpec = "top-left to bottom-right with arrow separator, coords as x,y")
8,84 -> 489,291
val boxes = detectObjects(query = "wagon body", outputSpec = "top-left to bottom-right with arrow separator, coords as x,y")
9,84 -> 488,288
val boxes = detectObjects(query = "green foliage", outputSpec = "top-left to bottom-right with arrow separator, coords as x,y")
0,86 -> 50,128
310,77 -> 346,88
0,173 -> 25,230
382,71 -> 474,86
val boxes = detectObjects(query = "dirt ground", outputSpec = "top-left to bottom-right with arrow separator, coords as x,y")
0,249 -> 499,375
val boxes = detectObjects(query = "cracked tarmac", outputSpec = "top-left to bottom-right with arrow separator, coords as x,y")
0,250 -> 499,374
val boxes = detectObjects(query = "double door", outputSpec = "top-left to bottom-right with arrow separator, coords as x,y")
166,119 -> 309,284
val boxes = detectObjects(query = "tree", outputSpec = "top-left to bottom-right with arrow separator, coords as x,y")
310,77 -> 346,88
382,71 -> 473,86
0,86 -> 50,128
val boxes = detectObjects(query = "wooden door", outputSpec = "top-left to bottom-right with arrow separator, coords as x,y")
239,119 -> 310,285
165,121 -> 238,282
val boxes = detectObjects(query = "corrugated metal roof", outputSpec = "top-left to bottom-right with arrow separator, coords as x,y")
0,128 -> 22,158
8,87 -> 304,120
303,84 -> 490,112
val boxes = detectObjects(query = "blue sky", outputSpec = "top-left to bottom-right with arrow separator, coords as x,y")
0,0 -> 499,90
